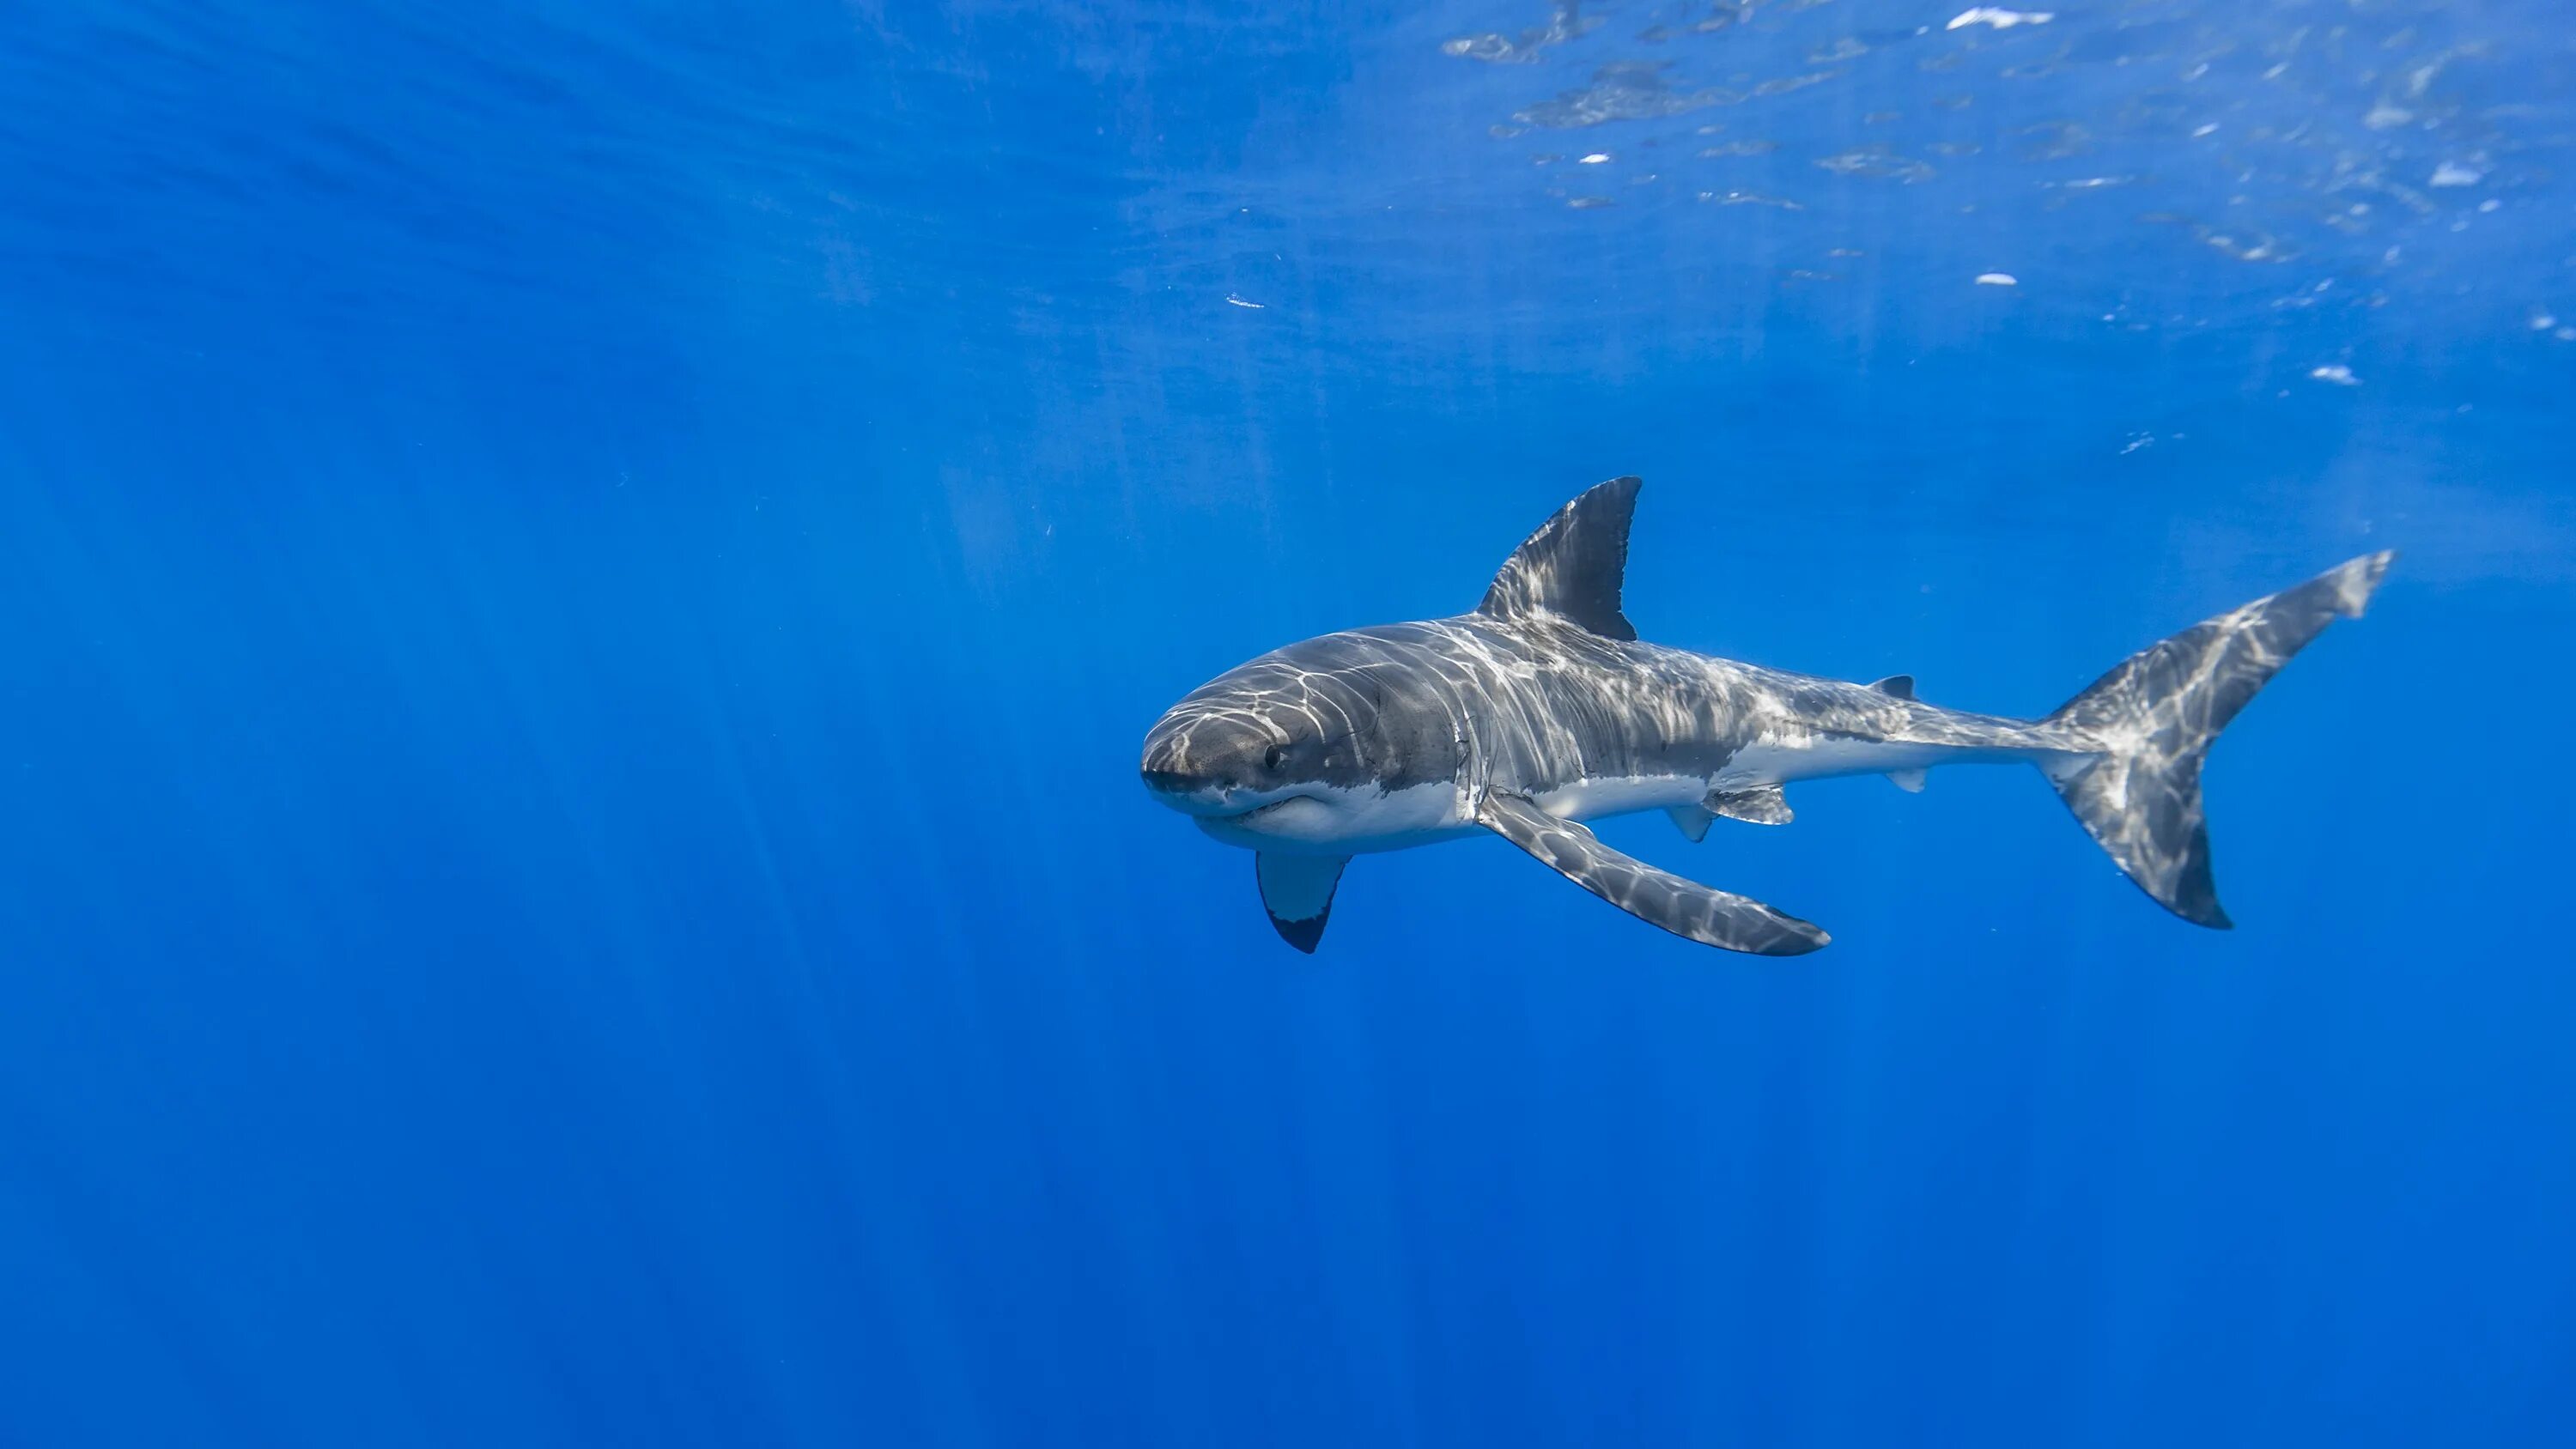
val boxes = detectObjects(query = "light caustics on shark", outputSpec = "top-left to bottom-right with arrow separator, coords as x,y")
1139,477 -> 2391,955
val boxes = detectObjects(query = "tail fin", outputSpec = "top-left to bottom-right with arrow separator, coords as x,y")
2043,552 -> 2395,927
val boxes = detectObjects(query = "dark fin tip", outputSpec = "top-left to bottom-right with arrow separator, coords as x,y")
1269,909 -> 1327,953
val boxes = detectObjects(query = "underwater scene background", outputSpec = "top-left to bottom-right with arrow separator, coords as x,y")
2,1 -> 2571,1443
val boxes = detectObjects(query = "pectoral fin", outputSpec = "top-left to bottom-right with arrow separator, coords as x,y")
1255,852 -> 1348,953
1475,793 -> 1830,955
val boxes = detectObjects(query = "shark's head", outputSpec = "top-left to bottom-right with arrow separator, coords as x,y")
1139,634 -> 1454,849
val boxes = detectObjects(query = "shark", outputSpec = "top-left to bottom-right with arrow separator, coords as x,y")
1139,477 -> 2391,955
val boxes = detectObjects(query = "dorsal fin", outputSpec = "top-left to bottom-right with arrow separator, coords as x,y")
1872,675 -> 1916,700
1476,476 -> 1642,640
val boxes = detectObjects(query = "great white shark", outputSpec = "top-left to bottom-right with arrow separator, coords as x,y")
1139,477 -> 2391,955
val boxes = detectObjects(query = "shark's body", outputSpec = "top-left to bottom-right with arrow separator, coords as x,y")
1141,477 -> 2391,955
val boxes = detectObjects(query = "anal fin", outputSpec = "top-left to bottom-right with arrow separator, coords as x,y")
1887,768 -> 1927,793
1708,785 -> 1793,826
1476,793 -> 1829,955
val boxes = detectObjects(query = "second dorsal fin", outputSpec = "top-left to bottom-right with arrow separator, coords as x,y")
1872,675 -> 1916,700
1476,476 -> 1642,641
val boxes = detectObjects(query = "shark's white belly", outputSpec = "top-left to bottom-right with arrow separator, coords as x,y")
1714,735 -> 1956,789
1205,733 -> 2020,858
1533,773 -> 1707,822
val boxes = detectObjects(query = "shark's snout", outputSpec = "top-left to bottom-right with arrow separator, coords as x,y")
1140,710 -> 1284,816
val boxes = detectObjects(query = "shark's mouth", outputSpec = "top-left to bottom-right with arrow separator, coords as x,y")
1194,791 -> 1332,840
1145,780 -> 1317,822
1227,794 -> 1309,823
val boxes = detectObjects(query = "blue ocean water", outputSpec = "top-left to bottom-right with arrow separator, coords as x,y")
3,1 -> 2572,1443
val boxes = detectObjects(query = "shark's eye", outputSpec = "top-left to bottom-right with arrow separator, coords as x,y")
1263,743 -> 1287,772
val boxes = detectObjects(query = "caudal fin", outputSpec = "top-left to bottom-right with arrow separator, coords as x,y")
2044,552 -> 2394,927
